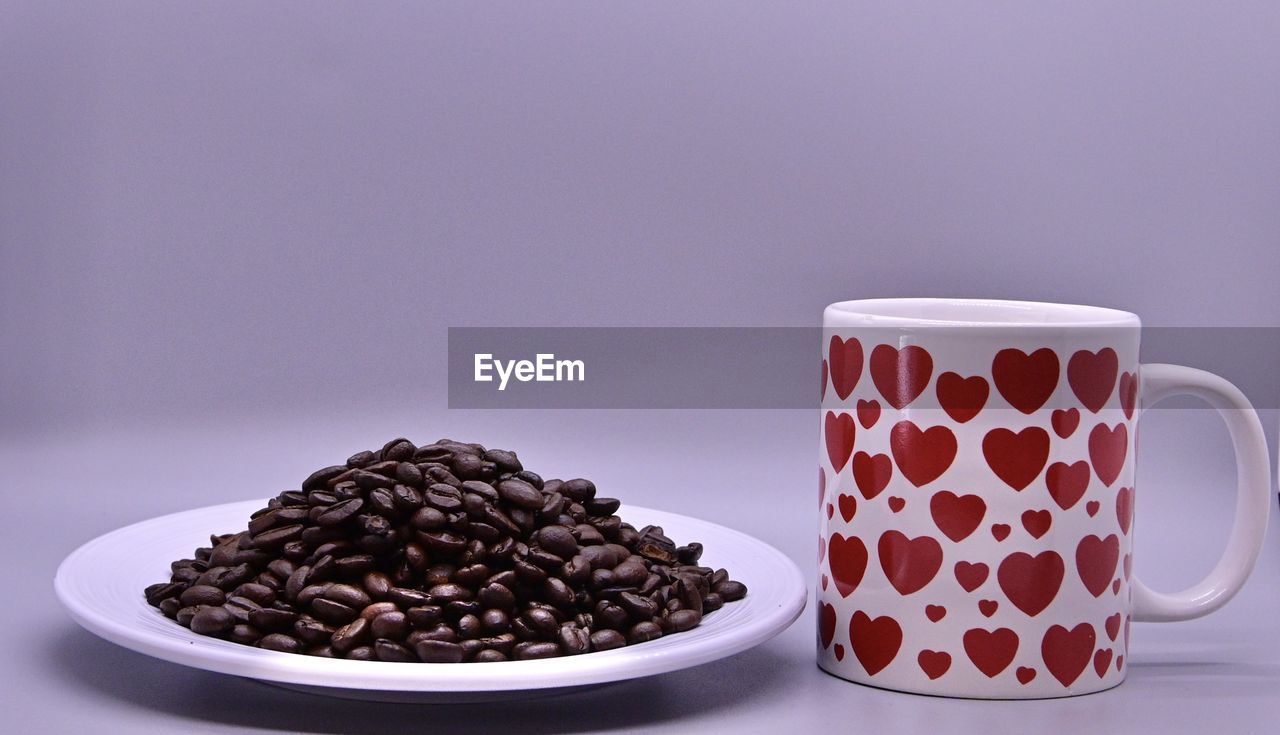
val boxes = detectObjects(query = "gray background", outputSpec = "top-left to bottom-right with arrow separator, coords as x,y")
2,2 -> 1278,733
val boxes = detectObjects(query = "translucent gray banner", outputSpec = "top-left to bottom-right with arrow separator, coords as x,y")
447,328 -> 1280,409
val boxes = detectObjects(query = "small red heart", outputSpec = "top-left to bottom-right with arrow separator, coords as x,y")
828,533 -> 869,598
929,491 -> 987,543
1112,579 -> 1121,595
834,644 -> 845,661
983,426 -> 1051,491
826,503 -> 835,519
1115,487 -> 1134,534
1119,371 -> 1139,420
848,611 -> 902,675
888,496 -> 906,513
856,399 -> 880,429
1021,509 -> 1052,539
992,347 -> 1060,414
870,344 -> 934,410
820,359 -> 829,402
1124,617 -> 1131,650
925,605 -> 947,622
1076,534 -> 1121,598
820,574 -> 829,590
1123,554 -> 1132,581
829,336 -> 863,401
818,602 -> 837,648
963,627 -> 1020,678
1089,422 -> 1129,487
878,531 -> 943,595
817,535 -> 826,563
1051,408 -> 1080,438
1093,648 -> 1113,678
824,411 -> 857,473
853,451 -> 893,499
991,524 -> 1011,541
936,372 -> 989,423
838,493 -> 858,523
979,599 -> 998,617
954,561 -> 989,592
890,421 -> 957,487
818,467 -> 826,508
917,649 -> 952,680
1042,623 -> 1096,687
1116,655 -> 1124,671
1016,666 -> 1037,685
1085,501 -> 1100,517
1068,348 -> 1119,414
1046,461 -> 1090,510
1104,613 -> 1121,641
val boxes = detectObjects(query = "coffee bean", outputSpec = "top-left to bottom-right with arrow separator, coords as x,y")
311,598 -> 358,625
415,640 -> 465,663
558,479 -> 596,502
589,629 -> 625,651
374,639 -> 417,662
713,580 -> 748,602
558,624 -> 591,655
259,633 -> 303,653
473,649 -> 507,663
331,617 -> 370,654
179,584 -> 226,607
371,611 -> 407,640
668,609 -> 702,632
496,479 -> 543,510
536,525 -> 578,558
316,498 -> 364,527
190,606 -> 235,635
302,465 -> 349,491
514,641 -> 561,660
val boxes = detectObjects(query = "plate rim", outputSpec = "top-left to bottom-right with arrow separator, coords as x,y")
55,499 -> 807,692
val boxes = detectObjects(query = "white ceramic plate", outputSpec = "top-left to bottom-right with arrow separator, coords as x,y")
55,500 -> 806,702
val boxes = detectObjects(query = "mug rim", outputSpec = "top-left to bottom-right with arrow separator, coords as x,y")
824,298 -> 1141,329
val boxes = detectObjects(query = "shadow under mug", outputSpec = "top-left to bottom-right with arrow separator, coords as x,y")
816,298 -> 1271,698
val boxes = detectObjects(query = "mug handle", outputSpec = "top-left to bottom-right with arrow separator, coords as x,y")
1130,363 -> 1273,622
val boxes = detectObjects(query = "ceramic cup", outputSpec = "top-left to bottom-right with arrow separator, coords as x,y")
816,298 -> 1271,698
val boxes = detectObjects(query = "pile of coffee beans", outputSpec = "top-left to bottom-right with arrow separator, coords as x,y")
144,438 -> 747,662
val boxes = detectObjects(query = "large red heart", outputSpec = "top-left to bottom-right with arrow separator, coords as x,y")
853,451 -> 893,499
1021,509 -> 1052,539
997,550 -> 1065,617
917,649 -> 952,680
1104,613 -> 1122,641
983,427 -> 1050,491
954,561 -> 989,592
818,602 -> 837,649
1068,348 -> 1119,413
1088,422 -> 1128,487
1042,623 -> 1096,687
837,493 -> 858,523
1115,487 -> 1134,534
936,372 -> 989,423
828,533 -> 868,598
1076,534 -> 1120,598
878,531 -> 943,595
1093,649 -> 1113,678
870,344 -> 934,410
856,399 -> 881,429
992,348 -> 1060,414
829,336 -> 863,401
1046,461 -> 1090,510
929,491 -> 987,542
824,411 -> 856,472
849,611 -> 902,676
890,421 -> 957,487
1119,371 -> 1139,420
963,627 -> 1019,678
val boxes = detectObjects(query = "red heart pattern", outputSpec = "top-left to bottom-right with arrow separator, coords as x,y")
983,427 -> 1050,491
929,491 -> 987,542
890,421 -> 957,487
829,336 -> 863,401
1068,348 -> 1118,414
992,348 -> 1060,414
870,344 -> 933,410
824,411 -> 856,472
849,611 -> 902,675
937,372 -> 989,424
819,336 -> 1136,693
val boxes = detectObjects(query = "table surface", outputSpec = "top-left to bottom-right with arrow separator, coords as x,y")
5,408 -> 1278,734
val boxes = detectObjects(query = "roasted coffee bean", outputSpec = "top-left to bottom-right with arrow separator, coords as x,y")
190,606 -> 235,636
146,437 -> 747,661
496,479 -> 542,510
514,641 -> 561,660
259,633 -> 303,653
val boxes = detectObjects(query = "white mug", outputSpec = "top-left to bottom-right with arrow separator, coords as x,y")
816,298 -> 1271,698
